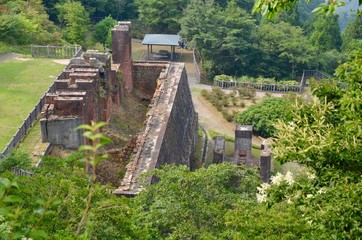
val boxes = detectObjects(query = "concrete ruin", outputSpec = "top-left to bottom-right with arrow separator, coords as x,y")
40,21 -> 198,195
212,125 -> 271,182
234,125 -> 253,166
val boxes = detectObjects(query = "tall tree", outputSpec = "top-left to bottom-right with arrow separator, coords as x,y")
341,13 -> 362,52
180,0 -> 256,78
309,14 -> 342,52
56,1 -> 90,44
93,16 -> 116,49
253,22 -> 317,79
135,0 -> 189,33
0,0 -> 60,45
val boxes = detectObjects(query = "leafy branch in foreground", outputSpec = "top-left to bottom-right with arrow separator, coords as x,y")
75,121 -> 111,236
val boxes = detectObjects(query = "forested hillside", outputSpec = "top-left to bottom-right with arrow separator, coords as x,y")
1,0 -> 361,79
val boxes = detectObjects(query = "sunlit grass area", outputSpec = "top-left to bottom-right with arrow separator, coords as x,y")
0,58 -> 65,151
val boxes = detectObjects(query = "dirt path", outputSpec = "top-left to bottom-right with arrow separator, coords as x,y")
183,55 -> 262,144
0,53 -> 20,63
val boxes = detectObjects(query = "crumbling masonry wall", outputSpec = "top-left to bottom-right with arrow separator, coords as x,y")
132,61 -> 168,100
114,62 -> 198,196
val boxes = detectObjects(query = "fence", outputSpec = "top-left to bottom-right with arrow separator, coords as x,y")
31,45 -> 81,58
214,80 -> 302,93
193,50 -> 201,82
213,69 -> 337,93
0,47 -> 83,159
11,168 -> 34,177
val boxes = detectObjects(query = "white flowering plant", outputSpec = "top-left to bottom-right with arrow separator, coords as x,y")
256,170 -> 326,208
256,169 -> 362,238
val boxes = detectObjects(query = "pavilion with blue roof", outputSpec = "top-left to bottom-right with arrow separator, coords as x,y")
142,34 -> 180,60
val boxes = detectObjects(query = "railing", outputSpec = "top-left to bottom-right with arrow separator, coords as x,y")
0,46 -> 83,159
193,50 -> 201,82
303,70 -> 330,80
302,69 -> 347,88
31,45 -> 81,58
213,80 -> 302,93
11,168 -> 34,177
213,70 -> 341,93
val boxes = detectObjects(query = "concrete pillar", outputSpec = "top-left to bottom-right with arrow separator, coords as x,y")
260,148 -> 271,183
111,21 -> 133,92
234,125 -> 252,166
213,136 -> 225,164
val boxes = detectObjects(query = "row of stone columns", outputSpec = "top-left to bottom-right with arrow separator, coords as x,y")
212,125 -> 271,183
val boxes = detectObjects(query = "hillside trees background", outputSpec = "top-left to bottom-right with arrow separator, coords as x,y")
0,0 -> 359,80
0,0 -> 61,45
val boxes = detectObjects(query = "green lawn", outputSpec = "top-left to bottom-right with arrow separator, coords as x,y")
0,58 -> 65,152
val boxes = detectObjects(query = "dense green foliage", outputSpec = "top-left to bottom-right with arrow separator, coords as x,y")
93,16 -> 116,49
0,0 -> 61,45
1,0 -> 359,80
264,51 -> 362,238
135,164 -> 260,239
342,14 -> 362,51
234,97 -> 294,137
56,1 -> 90,45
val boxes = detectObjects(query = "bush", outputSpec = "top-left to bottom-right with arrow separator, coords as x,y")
0,150 -> 32,173
221,110 -> 234,122
234,97 -> 293,137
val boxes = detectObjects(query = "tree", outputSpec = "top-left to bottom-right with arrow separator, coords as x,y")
253,22 -> 317,78
234,96 -> 294,138
342,13 -> 362,52
252,0 -> 356,18
0,0 -> 59,45
56,1 -> 90,44
93,16 -> 116,49
134,163 -> 260,239
180,0 -> 256,78
308,14 -> 342,52
135,0 -> 189,33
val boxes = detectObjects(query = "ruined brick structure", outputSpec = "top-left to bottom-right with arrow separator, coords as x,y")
40,21 -> 198,195
40,50 -> 121,147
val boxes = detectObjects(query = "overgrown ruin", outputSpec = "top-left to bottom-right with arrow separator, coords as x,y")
40,21 -> 198,195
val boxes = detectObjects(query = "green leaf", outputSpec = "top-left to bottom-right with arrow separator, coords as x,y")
0,207 -> 10,215
51,199 -> 62,206
79,145 -> 94,151
93,121 -> 108,130
0,178 -> 11,189
3,195 -> 23,203
10,181 -> 19,189
82,131 -> 93,139
36,199 -> 45,206
29,229 -> 49,239
76,124 -> 93,131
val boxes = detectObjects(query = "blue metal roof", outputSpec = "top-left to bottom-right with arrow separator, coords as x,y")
142,34 -> 180,46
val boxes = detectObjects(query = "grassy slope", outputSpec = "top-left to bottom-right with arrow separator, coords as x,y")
0,58 -> 64,151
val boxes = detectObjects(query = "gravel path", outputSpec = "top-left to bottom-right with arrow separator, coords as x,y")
0,53 -> 20,63
183,55 -> 286,145
184,60 -> 248,140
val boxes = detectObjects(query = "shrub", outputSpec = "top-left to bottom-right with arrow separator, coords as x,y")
221,110 -> 234,122
0,150 -> 32,173
234,97 -> 293,137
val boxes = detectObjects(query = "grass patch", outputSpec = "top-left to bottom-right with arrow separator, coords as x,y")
132,40 -> 145,60
208,129 -> 261,158
0,58 -> 65,151
208,129 -> 235,142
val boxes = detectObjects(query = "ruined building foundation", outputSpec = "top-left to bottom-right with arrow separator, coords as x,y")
40,21 -> 198,196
